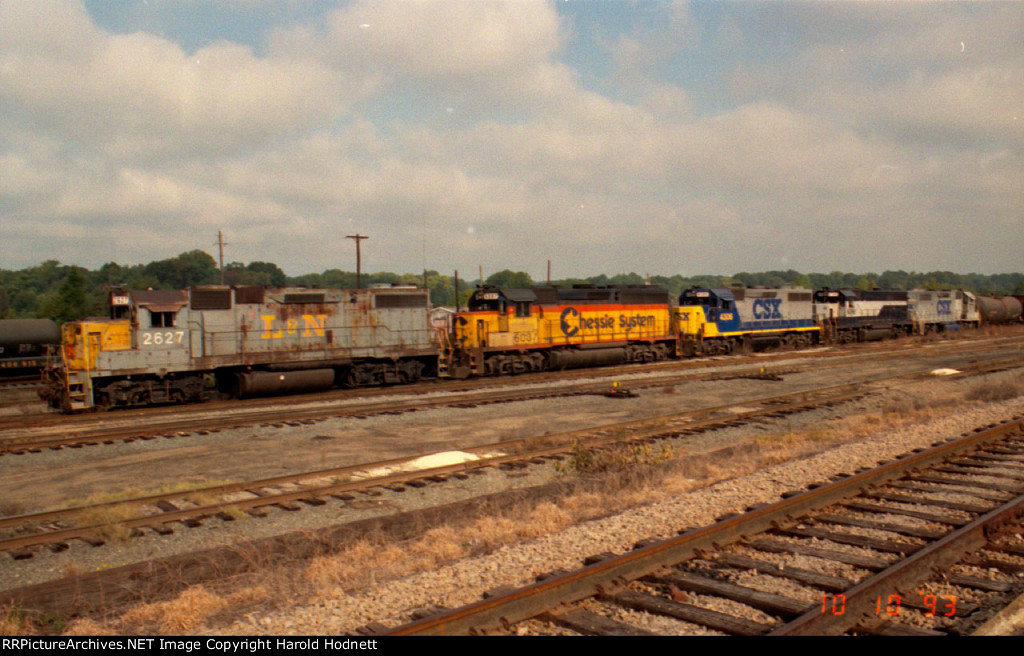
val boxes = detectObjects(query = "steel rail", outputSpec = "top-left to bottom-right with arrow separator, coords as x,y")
0,381 -> 872,553
6,353 -> 1023,554
5,335 -> 1022,450
0,364 -> 804,453
6,348 -> 1023,456
770,491 -> 1024,635
383,417 -> 1024,635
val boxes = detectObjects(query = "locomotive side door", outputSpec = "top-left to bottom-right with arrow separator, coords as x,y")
497,300 -> 509,333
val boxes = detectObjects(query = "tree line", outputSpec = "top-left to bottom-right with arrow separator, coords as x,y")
2,250 -> 1022,324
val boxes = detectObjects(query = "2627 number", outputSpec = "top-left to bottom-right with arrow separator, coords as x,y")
142,331 -> 184,347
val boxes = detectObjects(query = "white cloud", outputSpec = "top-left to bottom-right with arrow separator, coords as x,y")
0,1 -> 1021,276
1,1 -> 349,158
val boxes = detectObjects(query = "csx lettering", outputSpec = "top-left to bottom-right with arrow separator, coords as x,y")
261,314 -> 328,339
937,300 -> 952,315
752,298 -> 783,320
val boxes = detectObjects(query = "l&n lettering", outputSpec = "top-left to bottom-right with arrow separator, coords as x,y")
261,314 -> 328,339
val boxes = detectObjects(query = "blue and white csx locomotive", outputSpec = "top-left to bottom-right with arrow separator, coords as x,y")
676,286 -> 982,355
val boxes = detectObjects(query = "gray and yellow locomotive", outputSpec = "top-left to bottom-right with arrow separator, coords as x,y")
41,285 -> 437,411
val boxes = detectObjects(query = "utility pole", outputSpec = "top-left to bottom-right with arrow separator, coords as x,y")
346,233 -> 368,289
215,231 -> 228,285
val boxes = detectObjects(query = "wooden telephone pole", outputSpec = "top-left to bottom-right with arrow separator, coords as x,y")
346,233 -> 368,289
216,231 -> 228,284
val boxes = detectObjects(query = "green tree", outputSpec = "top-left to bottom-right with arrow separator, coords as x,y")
423,270 -> 454,306
485,270 -> 533,288
609,272 -> 645,286
144,250 -> 218,288
246,261 -> 287,286
39,267 -> 94,323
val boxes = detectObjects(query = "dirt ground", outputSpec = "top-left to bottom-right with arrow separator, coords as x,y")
2,335 -> 1020,514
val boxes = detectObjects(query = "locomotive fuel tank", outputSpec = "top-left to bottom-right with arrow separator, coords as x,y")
547,347 -> 628,369
235,368 -> 336,397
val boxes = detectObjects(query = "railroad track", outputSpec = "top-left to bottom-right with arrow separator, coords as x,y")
4,337 -> 1023,456
0,379 -> 877,559
0,376 -> 41,389
3,351 -> 1024,558
0,365 -> 793,455
379,417 -> 1024,636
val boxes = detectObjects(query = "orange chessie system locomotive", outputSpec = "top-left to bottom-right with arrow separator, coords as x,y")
442,285 -> 679,378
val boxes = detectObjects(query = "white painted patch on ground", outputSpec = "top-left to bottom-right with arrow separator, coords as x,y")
357,450 -> 504,478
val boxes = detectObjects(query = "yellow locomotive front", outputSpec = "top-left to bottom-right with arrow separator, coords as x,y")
41,318 -> 133,411
446,285 -> 677,377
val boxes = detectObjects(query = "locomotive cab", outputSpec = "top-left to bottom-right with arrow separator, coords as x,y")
460,286 -> 540,350
676,288 -> 741,333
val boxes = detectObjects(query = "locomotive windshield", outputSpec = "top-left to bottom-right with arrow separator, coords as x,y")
468,290 -> 504,312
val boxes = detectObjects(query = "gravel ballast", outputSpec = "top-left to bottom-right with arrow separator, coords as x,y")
211,394 -> 1024,636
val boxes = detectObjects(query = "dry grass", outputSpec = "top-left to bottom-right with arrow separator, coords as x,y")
964,376 -> 1024,403
0,602 -> 71,636
62,479 -> 236,511
58,480 -> 240,543
75,504 -> 140,543
118,584 -> 267,634
1,603 -> 33,636
35,373 -> 1024,636
556,440 -> 675,476
303,501 -> 574,599
258,402 -> 993,623
0,501 -> 28,519
61,617 -> 112,636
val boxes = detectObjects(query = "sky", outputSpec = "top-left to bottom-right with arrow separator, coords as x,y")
1,1 -> 1022,279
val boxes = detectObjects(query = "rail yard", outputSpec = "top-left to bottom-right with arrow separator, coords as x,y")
1,326 -> 1024,636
